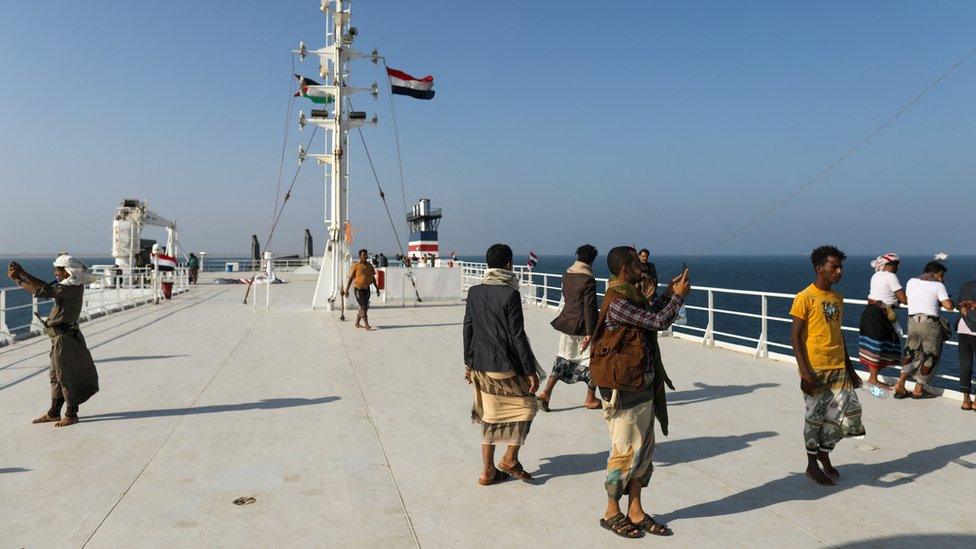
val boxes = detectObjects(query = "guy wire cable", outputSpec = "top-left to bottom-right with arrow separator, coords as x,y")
656,44 -> 976,281
381,59 -> 410,223
348,97 -> 424,304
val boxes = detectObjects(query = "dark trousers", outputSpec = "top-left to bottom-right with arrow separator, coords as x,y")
960,333 -> 976,393
354,288 -> 371,319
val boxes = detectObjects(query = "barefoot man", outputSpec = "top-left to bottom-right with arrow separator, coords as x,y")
790,245 -> 865,486
7,256 -> 99,427
342,249 -> 381,329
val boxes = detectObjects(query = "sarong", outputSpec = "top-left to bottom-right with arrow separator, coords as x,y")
601,391 -> 655,501
804,368 -> 864,454
858,304 -> 901,369
550,333 -> 591,384
470,370 -> 537,446
354,288 -> 371,315
902,316 -> 947,385
48,329 -> 99,406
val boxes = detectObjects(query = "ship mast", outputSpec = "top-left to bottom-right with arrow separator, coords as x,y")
296,0 -> 378,310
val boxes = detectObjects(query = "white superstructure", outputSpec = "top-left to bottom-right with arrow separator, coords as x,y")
111,199 -> 179,269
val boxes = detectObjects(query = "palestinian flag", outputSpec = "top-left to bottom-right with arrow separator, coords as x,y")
294,74 -> 335,104
386,67 -> 435,100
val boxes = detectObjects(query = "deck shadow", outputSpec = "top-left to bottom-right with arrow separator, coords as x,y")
656,431 -> 778,466
834,533 -> 976,548
81,396 -> 340,422
658,439 -> 976,524
528,451 -> 609,484
376,323 -> 463,330
0,467 -> 30,474
95,354 -> 189,363
667,382 -> 779,406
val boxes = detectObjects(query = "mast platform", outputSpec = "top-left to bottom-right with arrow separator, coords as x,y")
1,274 -> 974,547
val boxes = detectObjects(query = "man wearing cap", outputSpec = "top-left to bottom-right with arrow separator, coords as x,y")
7,255 -> 99,427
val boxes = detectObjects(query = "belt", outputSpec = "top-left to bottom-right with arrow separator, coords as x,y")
910,314 -> 939,321
46,323 -> 79,336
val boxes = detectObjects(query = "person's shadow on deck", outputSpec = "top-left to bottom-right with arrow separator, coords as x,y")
82,396 -> 340,422
658,439 -> 976,524
667,382 -> 779,406
530,431 -> 779,484
656,431 -> 778,466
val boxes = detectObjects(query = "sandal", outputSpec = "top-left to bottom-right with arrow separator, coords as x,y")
911,390 -> 938,400
536,396 -> 550,413
893,389 -> 912,399
478,469 -> 510,486
632,515 -> 673,536
498,461 -> 532,481
599,513 -> 644,539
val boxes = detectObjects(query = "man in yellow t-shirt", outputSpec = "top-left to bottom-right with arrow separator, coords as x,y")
343,249 -> 381,329
789,245 -> 864,487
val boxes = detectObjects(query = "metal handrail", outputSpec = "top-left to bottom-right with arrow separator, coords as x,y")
0,266 -> 191,346
458,261 -> 965,385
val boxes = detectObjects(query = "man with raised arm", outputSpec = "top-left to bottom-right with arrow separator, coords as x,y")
790,245 -> 865,486
589,246 -> 690,539
7,256 -> 99,427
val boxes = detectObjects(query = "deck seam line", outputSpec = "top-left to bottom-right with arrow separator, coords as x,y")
80,314 -> 260,548
680,461 -> 830,544
333,316 -> 422,548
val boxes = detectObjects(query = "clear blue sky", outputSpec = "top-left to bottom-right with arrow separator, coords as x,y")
1,1 -> 973,257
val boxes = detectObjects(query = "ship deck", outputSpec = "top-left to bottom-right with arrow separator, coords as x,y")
2,274 -> 974,548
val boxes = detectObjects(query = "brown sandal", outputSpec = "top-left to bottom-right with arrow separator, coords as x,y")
478,469 -> 510,486
498,462 -> 532,480
632,515 -> 673,536
600,513 -> 643,539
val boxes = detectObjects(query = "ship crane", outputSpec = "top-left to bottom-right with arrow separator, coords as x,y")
111,199 -> 180,270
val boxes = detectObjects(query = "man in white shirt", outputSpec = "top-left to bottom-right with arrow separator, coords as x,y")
893,262 -> 954,399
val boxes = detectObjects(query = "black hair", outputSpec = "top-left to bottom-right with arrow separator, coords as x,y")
576,244 -> 598,265
923,261 -> 947,275
638,248 -> 650,256
810,245 -> 846,269
486,243 -> 513,269
607,246 -> 636,276
358,248 -> 368,256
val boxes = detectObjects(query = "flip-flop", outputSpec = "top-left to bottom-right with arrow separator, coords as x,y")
599,513 -> 644,539
478,469 -> 510,486
632,515 -> 673,537
498,461 -> 532,481
893,389 -> 912,399
536,396 -> 550,413
911,391 -> 939,399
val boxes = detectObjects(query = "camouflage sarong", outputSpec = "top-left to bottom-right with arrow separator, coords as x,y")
804,368 -> 865,454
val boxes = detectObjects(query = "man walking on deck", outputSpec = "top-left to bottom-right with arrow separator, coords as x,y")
464,243 -> 540,486
7,256 -> 99,427
893,261 -> 955,399
789,245 -> 865,486
342,249 -> 381,330
590,246 -> 689,538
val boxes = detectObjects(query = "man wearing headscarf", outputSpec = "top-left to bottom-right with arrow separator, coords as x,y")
7,255 -> 99,427
858,253 -> 907,388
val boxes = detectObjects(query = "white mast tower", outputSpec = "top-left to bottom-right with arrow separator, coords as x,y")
296,0 -> 378,310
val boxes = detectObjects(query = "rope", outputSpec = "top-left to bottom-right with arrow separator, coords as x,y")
381,60 -> 410,222
657,44 -> 976,280
349,97 -> 423,304
271,55 -> 298,227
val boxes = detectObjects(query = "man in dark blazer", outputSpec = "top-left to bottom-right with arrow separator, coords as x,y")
464,243 -> 540,485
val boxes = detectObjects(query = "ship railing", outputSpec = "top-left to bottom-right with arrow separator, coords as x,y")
200,258 -> 312,273
458,261 -> 963,388
0,266 -> 190,347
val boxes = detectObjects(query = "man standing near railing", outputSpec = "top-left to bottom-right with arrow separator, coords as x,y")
789,245 -> 864,487
7,256 -> 99,427
893,261 -> 955,400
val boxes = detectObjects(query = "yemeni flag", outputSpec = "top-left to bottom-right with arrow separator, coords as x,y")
386,67 -> 435,100
154,253 -> 177,272
294,74 -> 335,104
527,251 -> 538,270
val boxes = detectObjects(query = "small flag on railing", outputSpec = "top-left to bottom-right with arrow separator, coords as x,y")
527,251 -> 538,269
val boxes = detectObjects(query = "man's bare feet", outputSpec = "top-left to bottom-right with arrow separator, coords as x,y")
867,379 -> 892,389
32,414 -> 60,424
55,417 -> 79,427
817,452 -> 840,478
805,463 -> 836,485
363,324 -> 373,331
584,399 -> 602,410
962,398 -> 973,411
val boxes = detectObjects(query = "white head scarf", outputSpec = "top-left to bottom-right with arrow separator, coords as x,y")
53,254 -> 99,286
870,252 -> 900,272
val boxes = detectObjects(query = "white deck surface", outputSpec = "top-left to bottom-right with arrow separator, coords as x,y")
2,275 -> 975,548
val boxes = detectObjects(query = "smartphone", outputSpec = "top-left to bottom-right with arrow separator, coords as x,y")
680,262 -> 689,274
